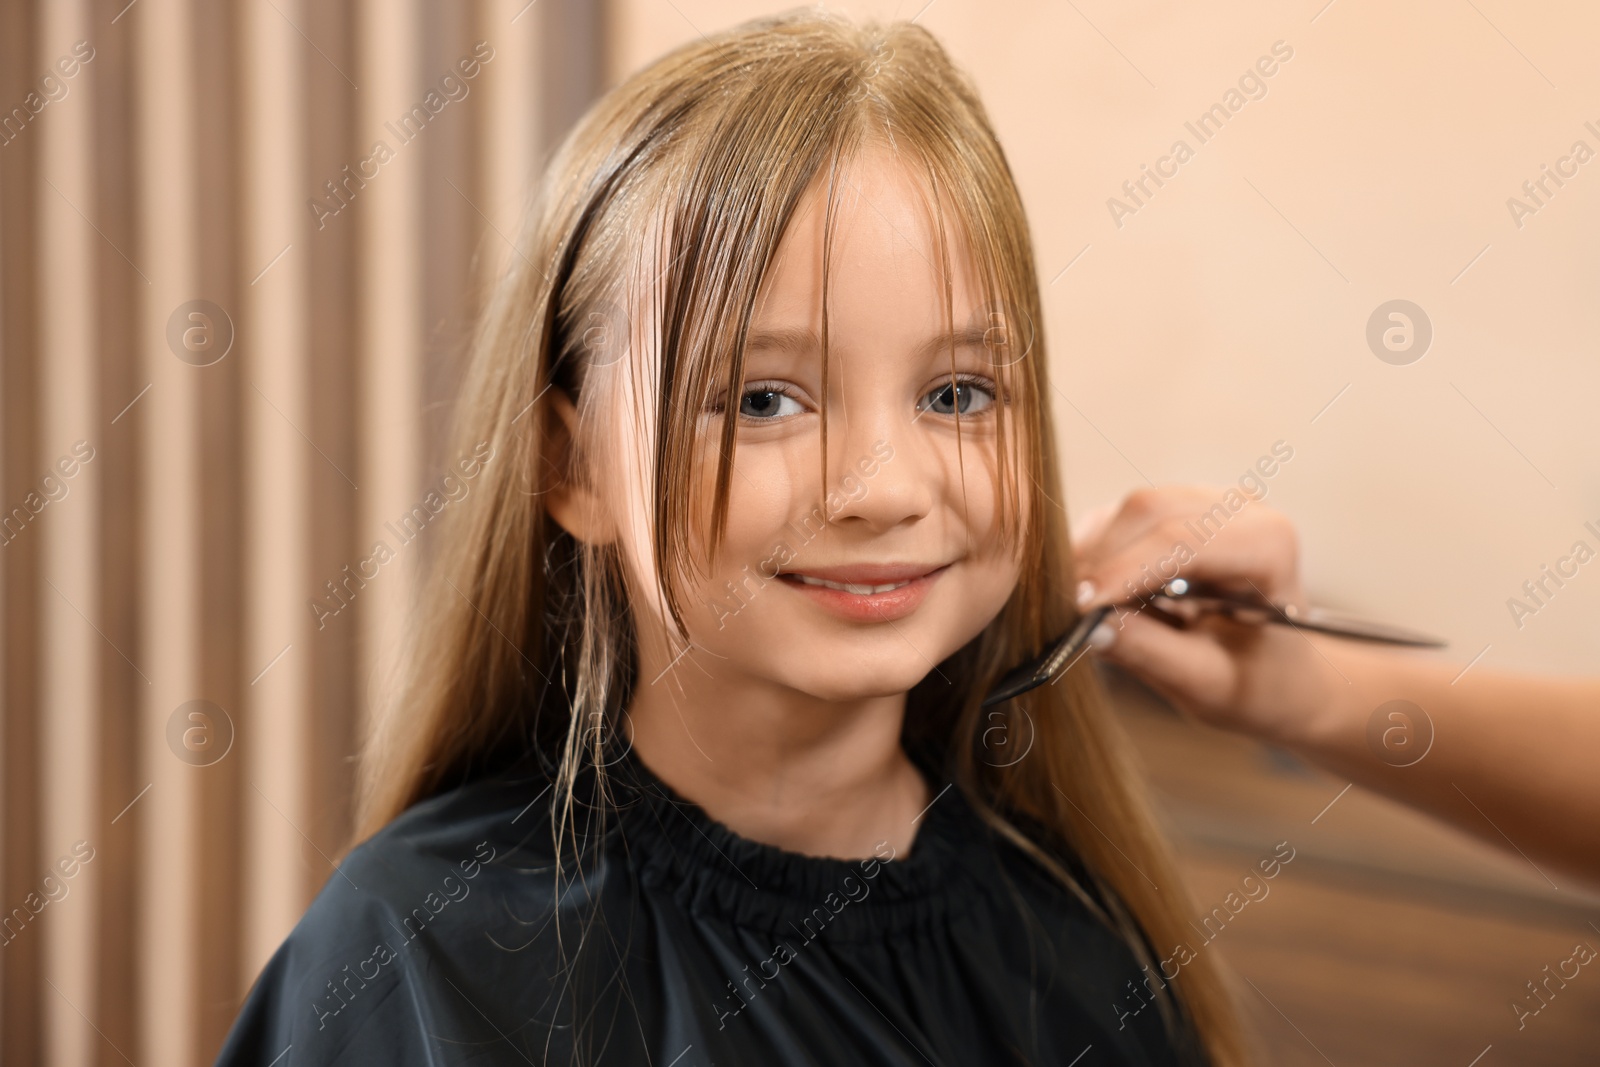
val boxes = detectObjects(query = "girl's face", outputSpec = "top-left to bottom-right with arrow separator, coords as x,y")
607,145 -> 1027,703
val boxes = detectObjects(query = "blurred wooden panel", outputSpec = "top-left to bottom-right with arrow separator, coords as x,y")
239,0 -> 314,1011
39,4 -> 99,1065
193,0 -> 247,1055
135,0 -> 202,1060
1111,668 -> 1600,1066
0,1 -> 601,1063
0,0 -> 45,1061
88,0 -> 146,1061
1186,850 -> 1600,1067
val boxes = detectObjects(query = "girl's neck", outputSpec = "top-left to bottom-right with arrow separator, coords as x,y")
625,662 -> 934,861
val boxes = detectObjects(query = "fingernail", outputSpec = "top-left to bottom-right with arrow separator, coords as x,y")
1075,580 -> 1096,609
1087,622 -> 1116,650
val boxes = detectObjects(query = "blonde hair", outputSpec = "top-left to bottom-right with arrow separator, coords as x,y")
356,11 -> 1248,1065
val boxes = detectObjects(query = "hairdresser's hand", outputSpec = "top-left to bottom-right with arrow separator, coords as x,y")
1070,485 -> 1342,743
1072,484 -> 1600,886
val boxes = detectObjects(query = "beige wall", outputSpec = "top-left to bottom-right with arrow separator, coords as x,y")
612,0 -> 1600,676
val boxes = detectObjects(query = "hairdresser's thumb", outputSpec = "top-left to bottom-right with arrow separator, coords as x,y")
1083,610 -> 1239,725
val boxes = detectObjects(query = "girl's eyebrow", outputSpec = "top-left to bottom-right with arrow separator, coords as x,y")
919,325 -> 994,361
744,324 -> 993,360
744,325 -> 819,355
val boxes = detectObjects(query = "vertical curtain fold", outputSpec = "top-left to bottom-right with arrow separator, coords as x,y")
0,1 -> 601,1062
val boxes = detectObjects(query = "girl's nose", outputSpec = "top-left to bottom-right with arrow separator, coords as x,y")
824,417 -> 934,533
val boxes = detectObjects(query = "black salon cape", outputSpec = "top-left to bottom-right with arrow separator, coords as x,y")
215,746 -> 1201,1066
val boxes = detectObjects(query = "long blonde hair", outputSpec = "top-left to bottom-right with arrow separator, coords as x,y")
356,11 -> 1248,1065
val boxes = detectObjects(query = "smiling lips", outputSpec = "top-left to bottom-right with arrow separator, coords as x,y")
778,562 -> 948,623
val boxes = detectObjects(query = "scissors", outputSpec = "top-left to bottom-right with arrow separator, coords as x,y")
981,577 -> 1448,708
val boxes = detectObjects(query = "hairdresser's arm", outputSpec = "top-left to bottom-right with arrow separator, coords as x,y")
1071,485 -> 1600,886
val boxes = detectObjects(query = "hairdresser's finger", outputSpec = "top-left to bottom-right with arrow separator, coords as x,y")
1085,610 -> 1242,720
1069,500 -> 1118,551
1088,605 -> 1343,739
1102,506 -> 1298,597
1076,494 -> 1303,610
1071,485 -> 1224,577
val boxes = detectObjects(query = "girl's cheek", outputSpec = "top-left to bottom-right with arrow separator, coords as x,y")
722,441 -> 805,527
931,434 -> 1006,536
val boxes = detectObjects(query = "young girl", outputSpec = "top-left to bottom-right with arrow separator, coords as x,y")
219,12 -> 1247,1066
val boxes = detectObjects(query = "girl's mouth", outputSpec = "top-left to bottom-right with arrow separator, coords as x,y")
777,563 -> 949,623
791,574 -> 915,595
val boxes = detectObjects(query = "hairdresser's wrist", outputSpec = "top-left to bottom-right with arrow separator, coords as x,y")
1272,635 -> 1402,758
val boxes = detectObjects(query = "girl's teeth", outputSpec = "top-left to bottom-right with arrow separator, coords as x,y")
795,575 -> 912,594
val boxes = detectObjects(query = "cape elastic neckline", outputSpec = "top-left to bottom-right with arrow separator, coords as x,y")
608,742 -> 986,940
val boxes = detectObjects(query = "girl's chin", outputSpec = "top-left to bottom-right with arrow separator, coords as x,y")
766,660 -> 946,702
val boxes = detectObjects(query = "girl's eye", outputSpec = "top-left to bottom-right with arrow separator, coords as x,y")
738,386 -> 806,420
919,376 -> 996,417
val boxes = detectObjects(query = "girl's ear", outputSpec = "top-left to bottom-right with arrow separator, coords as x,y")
542,388 -> 617,545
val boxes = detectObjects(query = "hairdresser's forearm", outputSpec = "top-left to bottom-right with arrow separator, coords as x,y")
1277,638 -> 1600,885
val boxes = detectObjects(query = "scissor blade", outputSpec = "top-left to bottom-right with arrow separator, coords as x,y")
1159,581 -> 1448,648
981,605 -> 1111,707
1285,606 -> 1447,647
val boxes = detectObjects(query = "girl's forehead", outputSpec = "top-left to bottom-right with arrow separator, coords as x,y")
752,146 -> 985,330
607,142 -> 1000,394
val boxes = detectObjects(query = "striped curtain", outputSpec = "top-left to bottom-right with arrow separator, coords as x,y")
0,1 -> 603,1063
